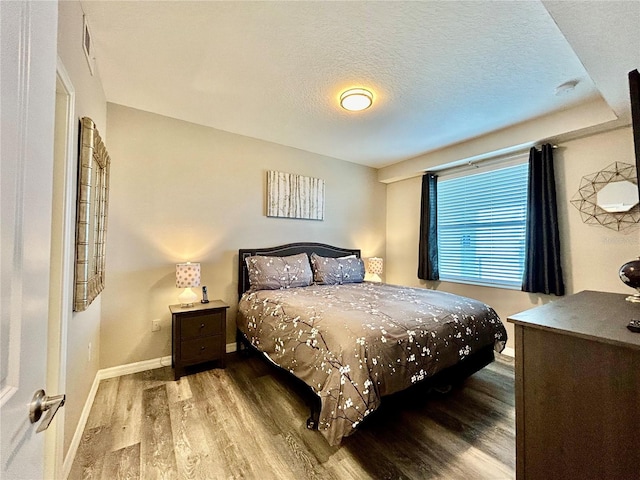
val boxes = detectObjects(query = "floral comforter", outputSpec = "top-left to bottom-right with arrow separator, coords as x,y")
237,282 -> 507,445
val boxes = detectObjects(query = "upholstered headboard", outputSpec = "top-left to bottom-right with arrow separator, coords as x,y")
237,242 -> 361,298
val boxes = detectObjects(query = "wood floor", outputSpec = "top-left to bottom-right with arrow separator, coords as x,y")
69,352 -> 515,480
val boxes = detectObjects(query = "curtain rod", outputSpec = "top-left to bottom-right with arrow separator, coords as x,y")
432,143 -> 559,177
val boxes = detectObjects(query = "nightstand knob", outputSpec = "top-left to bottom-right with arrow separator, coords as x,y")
200,323 -> 205,329
200,346 -> 206,351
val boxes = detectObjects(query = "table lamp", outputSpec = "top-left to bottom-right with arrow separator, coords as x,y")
176,262 -> 201,307
367,257 -> 384,282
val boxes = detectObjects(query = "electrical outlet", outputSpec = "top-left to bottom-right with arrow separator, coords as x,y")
152,319 -> 161,332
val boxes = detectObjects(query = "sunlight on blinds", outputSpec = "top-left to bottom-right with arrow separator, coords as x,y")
437,162 -> 529,288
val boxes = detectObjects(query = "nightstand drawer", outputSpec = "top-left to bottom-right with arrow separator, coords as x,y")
180,335 -> 223,363
181,312 -> 223,339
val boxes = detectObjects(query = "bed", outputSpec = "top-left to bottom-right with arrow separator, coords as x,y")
236,242 -> 507,445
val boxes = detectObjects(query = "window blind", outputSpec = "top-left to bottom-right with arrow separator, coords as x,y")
437,162 -> 529,288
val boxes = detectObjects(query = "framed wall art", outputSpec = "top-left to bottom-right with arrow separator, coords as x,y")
267,171 -> 325,220
74,117 -> 110,311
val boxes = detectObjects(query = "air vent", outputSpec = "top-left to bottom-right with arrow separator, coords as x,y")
83,15 -> 94,76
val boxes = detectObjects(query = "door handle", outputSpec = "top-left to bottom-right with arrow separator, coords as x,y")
29,389 -> 65,433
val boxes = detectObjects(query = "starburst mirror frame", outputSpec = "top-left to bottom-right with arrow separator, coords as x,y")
570,161 -> 639,231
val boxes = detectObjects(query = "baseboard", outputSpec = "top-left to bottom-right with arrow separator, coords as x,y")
62,372 -> 101,479
98,355 -> 173,380
226,341 -> 237,353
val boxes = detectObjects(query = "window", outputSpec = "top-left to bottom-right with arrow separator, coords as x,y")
437,161 -> 529,288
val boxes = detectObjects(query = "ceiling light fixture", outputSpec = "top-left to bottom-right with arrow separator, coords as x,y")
340,88 -> 373,111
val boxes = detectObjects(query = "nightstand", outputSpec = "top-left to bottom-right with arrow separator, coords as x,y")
169,300 -> 229,381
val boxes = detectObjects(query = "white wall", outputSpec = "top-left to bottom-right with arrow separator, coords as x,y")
57,0 -> 107,457
387,127 -> 640,348
101,103 -> 387,369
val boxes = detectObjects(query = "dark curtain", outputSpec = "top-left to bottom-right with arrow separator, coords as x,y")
522,144 -> 565,296
418,172 -> 439,280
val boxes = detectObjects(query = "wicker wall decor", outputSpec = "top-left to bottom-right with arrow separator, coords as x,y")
74,117 -> 110,311
570,161 -> 639,231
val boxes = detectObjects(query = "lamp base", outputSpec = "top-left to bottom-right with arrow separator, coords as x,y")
178,287 -> 198,307
625,292 -> 640,303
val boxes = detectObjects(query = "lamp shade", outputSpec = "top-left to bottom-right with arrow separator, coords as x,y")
176,262 -> 201,288
366,257 -> 384,283
367,257 -> 384,275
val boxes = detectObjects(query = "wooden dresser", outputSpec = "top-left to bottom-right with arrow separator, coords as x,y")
508,290 -> 640,480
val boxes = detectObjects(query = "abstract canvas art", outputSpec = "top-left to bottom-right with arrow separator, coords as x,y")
267,171 -> 325,220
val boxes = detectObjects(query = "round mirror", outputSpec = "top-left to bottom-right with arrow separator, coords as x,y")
596,180 -> 639,213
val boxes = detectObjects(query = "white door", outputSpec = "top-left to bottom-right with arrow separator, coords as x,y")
1,2 -> 59,479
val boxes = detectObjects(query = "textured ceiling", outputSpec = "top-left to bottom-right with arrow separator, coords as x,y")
81,1 -> 640,168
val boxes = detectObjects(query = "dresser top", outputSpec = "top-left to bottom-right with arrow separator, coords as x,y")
169,300 -> 229,314
507,290 -> 640,350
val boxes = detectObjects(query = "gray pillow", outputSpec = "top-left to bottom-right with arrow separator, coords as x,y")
245,253 -> 313,291
310,253 -> 365,285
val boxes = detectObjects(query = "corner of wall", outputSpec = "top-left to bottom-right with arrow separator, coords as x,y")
57,0 -> 108,462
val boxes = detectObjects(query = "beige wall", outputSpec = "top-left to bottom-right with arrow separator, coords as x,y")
387,127 -> 640,348
101,103 -> 387,368
57,0 -> 108,457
